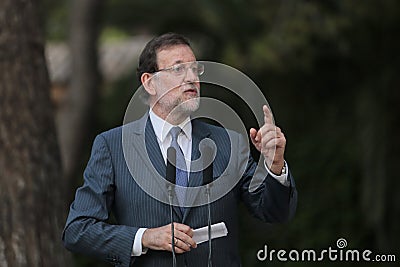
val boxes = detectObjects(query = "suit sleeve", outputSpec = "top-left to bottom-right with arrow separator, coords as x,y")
62,134 -> 137,267
237,134 -> 298,223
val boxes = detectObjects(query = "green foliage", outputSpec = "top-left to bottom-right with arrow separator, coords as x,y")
42,0 -> 69,40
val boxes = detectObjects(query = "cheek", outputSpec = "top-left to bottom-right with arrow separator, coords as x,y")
157,86 -> 181,101
159,79 -> 182,94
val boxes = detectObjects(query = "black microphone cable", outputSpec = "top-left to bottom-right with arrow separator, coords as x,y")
202,145 -> 214,267
206,184 -> 212,267
166,147 -> 177,267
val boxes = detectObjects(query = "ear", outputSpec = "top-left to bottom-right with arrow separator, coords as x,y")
141,72 -> 156,96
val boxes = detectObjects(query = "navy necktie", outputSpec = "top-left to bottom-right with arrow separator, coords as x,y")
169,127 -> 188,214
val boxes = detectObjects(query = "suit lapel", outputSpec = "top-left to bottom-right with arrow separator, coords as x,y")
189,119 -> 211,187
183,119 -> 210,221
129,114 -> 183,221
128,114 -> 164,178
144,118 -> 166,178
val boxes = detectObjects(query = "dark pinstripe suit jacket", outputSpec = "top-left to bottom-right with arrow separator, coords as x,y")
62,113 -> 297,267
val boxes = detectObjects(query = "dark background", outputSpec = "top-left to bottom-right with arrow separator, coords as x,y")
3,0 -> 399,266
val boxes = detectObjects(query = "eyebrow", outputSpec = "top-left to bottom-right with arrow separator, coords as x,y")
159,60 -> 183,69
172,60 -> 184,65
162,59 -> 195,69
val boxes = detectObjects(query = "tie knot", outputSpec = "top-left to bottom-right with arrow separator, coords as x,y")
170,126 -> 182,141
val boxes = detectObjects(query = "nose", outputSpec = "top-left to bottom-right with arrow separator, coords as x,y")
184,66 -> 199,83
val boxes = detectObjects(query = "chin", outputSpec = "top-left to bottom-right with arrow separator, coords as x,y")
181,97 -> 200,113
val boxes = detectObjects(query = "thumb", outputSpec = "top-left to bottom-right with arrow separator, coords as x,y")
249,128 -> 258,145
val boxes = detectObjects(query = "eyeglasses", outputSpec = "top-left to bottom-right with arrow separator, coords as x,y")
154,61 -> 205,77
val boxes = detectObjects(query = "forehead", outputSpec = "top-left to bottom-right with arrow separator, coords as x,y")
156,44 -> 196,68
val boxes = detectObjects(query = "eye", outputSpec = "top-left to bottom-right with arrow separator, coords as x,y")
193,63 -> 204,75
191,66 -> 199,73
172,64 -> 185,74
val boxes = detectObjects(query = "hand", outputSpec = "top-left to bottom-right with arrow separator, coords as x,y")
249,105 -> 286,175
142,223 -> 197,253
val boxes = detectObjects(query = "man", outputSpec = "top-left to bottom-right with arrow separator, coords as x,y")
62,33 -> 297,267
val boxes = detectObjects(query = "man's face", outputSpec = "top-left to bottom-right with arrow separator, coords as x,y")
150,44 -> 200,119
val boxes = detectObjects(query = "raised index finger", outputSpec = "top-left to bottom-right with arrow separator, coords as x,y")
263,105 -> 273,125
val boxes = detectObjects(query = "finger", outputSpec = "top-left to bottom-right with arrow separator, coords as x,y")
173,237 -> 192,252
173,223 -> 197,248
259,124 -> 276,134
263,136 -> 286,149
174,230 -> 197,249
169,244 -> 186,254
263,105 -> 273,125
174,223 -> 193,236
249,128 -> 257,138
262,138 -> 278,149
249,128 -> 258,145
260,131 -> 277,146
256,130 -> 262,142
260,124 -> 279,138
263,128 -> 284,142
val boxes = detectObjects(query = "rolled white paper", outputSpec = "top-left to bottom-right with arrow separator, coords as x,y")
192,222 -> 228,244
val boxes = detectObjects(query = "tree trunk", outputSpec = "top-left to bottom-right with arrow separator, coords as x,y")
56,0 -> 103,196
0,0 -> 71,266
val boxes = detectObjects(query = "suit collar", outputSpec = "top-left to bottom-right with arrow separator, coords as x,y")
149,110 -> 192,142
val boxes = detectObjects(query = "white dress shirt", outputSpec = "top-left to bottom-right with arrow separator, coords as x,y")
131,110 -> 290,256
149,110 -> 193,173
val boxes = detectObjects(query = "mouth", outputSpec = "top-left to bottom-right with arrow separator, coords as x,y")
182,85 -> 199,96
184,88 -> 198,94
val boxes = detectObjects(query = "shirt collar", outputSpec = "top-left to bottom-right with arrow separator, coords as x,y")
149,109 -> 192,142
